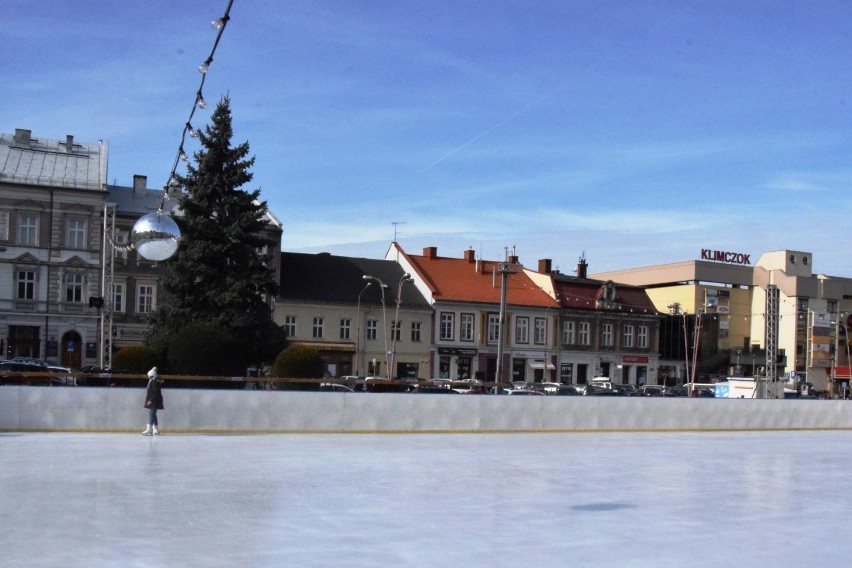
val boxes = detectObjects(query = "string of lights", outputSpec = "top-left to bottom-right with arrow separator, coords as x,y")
114,0 -> 235,263
162,0 -> 235,205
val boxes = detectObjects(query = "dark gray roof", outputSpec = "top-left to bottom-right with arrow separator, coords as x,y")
105,184 -> 167,216
0,129 -> 107,190
279,252 -> 430,309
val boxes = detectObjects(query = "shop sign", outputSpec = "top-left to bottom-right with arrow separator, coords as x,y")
438,347 -> 477,356
623,355 -> 649,363
700,249 -> 751,265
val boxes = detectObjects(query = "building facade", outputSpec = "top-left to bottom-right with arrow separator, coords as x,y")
0,129 -> 108,368
592,249 -> 852,393
274,252 -> 432,379
390,244 -> 661,386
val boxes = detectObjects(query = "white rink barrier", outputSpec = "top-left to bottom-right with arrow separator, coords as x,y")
2,386 -> 852,432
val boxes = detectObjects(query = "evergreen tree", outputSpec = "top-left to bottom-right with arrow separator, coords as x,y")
149,97 -> 285,370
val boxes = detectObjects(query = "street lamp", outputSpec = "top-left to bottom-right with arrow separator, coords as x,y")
832,312 -> 851,399
363,275 -> 389,377
543,295 -> 560,383
389,273 -> 414,380
354,281 -> 372,376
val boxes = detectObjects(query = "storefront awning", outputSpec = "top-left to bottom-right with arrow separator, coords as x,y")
527,361 -> 556,370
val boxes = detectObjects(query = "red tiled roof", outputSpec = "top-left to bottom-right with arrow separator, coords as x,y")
403,251 -> 555,307
554,278 -> 659,313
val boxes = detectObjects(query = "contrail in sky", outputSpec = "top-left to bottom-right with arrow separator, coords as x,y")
420,86 -> 564,173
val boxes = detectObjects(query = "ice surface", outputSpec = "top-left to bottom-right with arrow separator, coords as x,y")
2,431 -> 852,567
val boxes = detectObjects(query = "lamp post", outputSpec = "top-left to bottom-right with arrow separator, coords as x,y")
363,275 -> 389,377
543,295 -> 560,383
389,273 -> 413,380
354,282 -> 372,376
832,312 -> 850,399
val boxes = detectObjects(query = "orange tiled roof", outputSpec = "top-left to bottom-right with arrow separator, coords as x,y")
404,250 -> 555,307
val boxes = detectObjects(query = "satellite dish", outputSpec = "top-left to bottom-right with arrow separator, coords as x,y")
131,211 -> 181,261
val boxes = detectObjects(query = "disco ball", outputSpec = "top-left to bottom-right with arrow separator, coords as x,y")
131,212 -> 181,261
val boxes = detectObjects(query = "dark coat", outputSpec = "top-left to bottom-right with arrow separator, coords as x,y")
144,378 -> 164,410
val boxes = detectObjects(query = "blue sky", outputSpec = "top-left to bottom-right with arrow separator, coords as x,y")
4,1 -> 852,276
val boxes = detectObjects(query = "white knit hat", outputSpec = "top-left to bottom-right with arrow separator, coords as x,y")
147,367 -> 157,378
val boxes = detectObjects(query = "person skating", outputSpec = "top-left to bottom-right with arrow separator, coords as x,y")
142,367 -> 164,435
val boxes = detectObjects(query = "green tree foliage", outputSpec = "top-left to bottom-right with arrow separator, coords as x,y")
271,344 -> 323,379
112,345 -> 157,374
167,323 -> 243,377
148,97 -> 286,372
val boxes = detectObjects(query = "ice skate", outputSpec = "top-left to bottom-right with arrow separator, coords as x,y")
142,425 -> 152,436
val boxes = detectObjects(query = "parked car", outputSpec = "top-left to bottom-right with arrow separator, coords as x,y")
585,385 -> 625,396
319,383 -> 355,393
507,389 -> 543,395
663,385 -> 689,397
412,385 -> 457,394
47,365 -> 77,386
556,384 -> 580,396
614,384 -> 639,396
0,360 -> 49,385
638,385 -> 666,397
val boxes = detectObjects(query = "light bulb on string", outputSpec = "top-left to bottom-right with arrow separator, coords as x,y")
198,57 -> 212,74
187,122 -> 197,138
196,93 -> 206,109
179,147 -> 189,162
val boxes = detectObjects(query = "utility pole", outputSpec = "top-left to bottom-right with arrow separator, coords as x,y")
495,258 -> 510,390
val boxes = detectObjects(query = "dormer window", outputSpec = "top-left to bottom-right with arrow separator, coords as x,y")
596,281 -> 620,310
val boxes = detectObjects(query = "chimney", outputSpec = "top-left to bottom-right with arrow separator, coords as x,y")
423,246 -> 437,259
508,255 -> 519,264
65,135 -> 74,153
464,249 -> 476,263
577,256 -> 588,279
14,129 -> 32,146
133,175 -> 147,196
538,259 -> 552,274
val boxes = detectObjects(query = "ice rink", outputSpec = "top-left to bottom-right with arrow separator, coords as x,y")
3,430 -> 852,567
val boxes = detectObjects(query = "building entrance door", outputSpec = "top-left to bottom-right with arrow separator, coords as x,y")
60,331 -> 83,369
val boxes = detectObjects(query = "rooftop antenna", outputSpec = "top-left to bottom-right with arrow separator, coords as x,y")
392,221 -> 406,242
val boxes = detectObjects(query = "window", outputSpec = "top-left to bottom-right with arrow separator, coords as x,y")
312,317 -> 324,338
0,210 -> 8,240
487,314 -> 501,344
515,317 -> 529,344
460,313 -> 474,342
115,231 -> 128,261
638,325 -> 649,348
67,219 -> 86,249
534,318 -> 546,345
578,322 -> 590,346
16,270 -> 35,300
601,323 -> 613,347
18,214 -> 38,245
623,324 -> 634,348
411,321 -> 421,342
65,273 -> 84,303
440,312 -> 455,341
284,316 -> 296,338
828,299 -> 838,315
340,318 -> 351,340
137,284 -> 155,313
366,320 -> 377,341
391,320 -> 401,341
112,282 -> 125,313
562,320 -> 575,344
